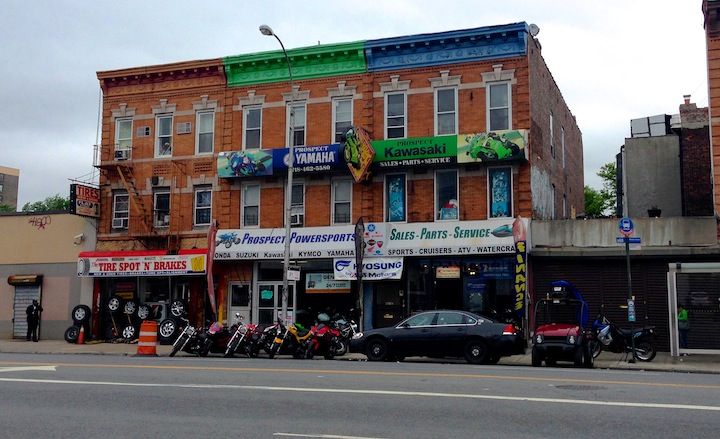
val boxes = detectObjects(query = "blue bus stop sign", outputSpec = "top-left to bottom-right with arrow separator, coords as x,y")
619,217 -> 634,237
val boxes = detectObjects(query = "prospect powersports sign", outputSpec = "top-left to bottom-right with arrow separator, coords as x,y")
214,219 -> 529,260
333,257 -> 404,280
77,254 -> 207,277
372,135 -> 457,168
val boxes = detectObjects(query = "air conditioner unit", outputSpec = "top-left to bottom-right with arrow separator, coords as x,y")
112,218 -> 128,229
136,126 -> 151,137
151,176 -> 161,186
176,122 -> 192,135
114,149 -> 130,160
290,213 -> 304,226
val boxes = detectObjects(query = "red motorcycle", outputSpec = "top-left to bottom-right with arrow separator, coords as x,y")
224,314 -> 262,358
307,314 -> 345,360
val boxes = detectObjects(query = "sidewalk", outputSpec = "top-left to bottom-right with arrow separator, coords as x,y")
1,339 -> 718,374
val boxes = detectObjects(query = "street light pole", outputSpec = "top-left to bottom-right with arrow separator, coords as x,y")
260,24 -> 295,324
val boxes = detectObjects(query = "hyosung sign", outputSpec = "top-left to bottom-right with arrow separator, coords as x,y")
333,257 -> 404,280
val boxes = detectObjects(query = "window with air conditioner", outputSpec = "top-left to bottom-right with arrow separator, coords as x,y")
196,111 -> 214,154
112,192 -> 129,230
287,102 -> 306,147
156,115 -> 173,157
487,82 -> 510,131
333,98 -> 353,143
332,179 -> 352,225
153,189 -> 170,228
243,184 -> 260,227
243,106 -> 262,149
115,117 -> 132,151
194,186 -> 212,226
290,183 -> 304,227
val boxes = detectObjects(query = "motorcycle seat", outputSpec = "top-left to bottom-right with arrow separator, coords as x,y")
617,326 -> 653,337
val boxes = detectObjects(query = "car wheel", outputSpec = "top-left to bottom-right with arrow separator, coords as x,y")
64,326 -> 80,344
365,338 -> 388,361
158,318 -> 179,344
531,346 -> 542,367
170,300 -> 186,317
71,305 -> 91,324
136,304 -> 151,321
107,295 -> 123,314
574,346 -> 586,367
545,358 -> 557,366
583,345 -> 594,368
464,340 -> 488,364
123,300 -> 137,316
122,324 -> 137,340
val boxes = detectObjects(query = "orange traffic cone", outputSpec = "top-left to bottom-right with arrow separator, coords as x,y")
77,326 -> 85,344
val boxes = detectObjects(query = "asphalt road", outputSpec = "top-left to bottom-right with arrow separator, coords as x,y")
0,353 -> 718,439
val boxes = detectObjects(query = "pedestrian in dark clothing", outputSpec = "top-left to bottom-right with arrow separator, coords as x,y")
26,299 -> 43,342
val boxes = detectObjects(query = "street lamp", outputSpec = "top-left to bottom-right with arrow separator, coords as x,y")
260,24 -> 295,325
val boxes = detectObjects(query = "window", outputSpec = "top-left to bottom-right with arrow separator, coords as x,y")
115,118 -> 132,151
243,106 -> 262,149
435,88 -> 457,135
333,98 -> 353,143
287,103 -> 306,146
153,189 -> 170,228
332,179 -> 352,224
196,111 -> 214,154
243,184 -> 260,227
436,312 -> 465,326
402,312 -> 436,327
112,192 -> 129,230
385,174 -> 406,222
156,115 -> 173,157
194,186 -> 212,226
561,126 -> 566,168
385,92 -> 406,139
487,82 -> 510,131
0,184 -> 3,192
550,112 -> 555,158
290,183 -> 304,227
488,167 -> 512,218
435,170 -> 458,220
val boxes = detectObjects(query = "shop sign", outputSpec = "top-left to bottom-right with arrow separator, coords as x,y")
372,135 -> 457,168
435,265 -> 461,279
273,144 -> 344,174
343,127 -> 375,182
333,257 -> 404,281
69,184 -> 100,218
217,150 -> 273,178
77,254 -> 206,277
306,273 -> 351,294
363,222 -> 386,257
456,130 -> 527,163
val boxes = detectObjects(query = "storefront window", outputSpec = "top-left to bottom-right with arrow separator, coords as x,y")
435,170 -> 458,220
385,174 -> 406,222
489,167 -> 512,218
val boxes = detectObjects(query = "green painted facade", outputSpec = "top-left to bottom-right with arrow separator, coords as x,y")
224,41 -> 366,87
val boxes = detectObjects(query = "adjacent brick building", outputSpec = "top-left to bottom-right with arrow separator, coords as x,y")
87,23 -> 582,337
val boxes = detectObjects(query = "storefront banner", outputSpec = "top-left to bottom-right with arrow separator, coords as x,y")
456,130 -> 527,163
215,219 -> 530,260
272,144 -> 345,174
217,150 -> 274,178
343,127 -> 375,182
77,254 -> 206,277
333,257 -> 404,281
69,183 -> 100,218
372,135 -> 457,168
306,273 -> 351,294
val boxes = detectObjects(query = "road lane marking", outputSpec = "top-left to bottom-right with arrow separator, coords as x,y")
1,377 -> 719,412
0,360 -> 716,390
274,434 -> 388,439
0,366 -> 56,373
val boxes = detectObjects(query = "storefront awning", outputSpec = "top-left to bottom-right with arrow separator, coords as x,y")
77,249 -> 208,277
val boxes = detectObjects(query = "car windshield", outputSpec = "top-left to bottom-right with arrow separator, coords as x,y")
535,299 -> 584,326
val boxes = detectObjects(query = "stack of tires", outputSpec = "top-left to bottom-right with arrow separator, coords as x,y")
64,305 -> 91,344
158,300 -> 187,345
105,295 -> 153,341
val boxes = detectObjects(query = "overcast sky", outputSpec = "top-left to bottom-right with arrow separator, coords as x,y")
0,0 -> 708,208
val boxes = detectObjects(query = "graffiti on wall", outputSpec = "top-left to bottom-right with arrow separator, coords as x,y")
28,216 -> 51,230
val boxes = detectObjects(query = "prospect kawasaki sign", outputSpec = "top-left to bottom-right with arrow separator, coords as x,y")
214,218 -> 528,260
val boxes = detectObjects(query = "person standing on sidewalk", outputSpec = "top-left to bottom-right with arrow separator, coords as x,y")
26,299 -> 43,342
677,303 -> 689,354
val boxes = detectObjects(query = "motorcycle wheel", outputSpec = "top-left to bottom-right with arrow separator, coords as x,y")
334,339 -> 348,357
169,335 -> 185,357
633,341 -> 657,362
591,341 -> 603,359
224,336 -> 239,358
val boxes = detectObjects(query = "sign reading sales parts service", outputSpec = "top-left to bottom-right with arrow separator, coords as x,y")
333,257 -> 404,281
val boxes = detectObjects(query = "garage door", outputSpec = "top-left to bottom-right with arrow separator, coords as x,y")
13,285 -> 42,339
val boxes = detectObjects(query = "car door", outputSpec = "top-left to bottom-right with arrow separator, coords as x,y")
430,311 -> 471,356
390,312 -> 437,356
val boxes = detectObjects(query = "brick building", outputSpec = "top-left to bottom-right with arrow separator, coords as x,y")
0,165 -> 20,210
88,22 -> 582,339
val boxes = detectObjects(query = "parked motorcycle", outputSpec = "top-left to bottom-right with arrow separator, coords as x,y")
169,318 -> 232,357
591,314 -> 657,362
224,314 -> 261,358
169,317 -> 201,357
332,312 -> 358,357
267,319 -> 315,359
308,317 -> 345,360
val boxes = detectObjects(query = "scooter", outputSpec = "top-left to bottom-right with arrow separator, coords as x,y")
591,314 -> 657,362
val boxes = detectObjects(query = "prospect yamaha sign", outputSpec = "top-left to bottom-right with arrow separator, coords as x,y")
214,218 -> 528,261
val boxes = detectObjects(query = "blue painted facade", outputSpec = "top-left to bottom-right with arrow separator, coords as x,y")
365,22 -> 529,72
